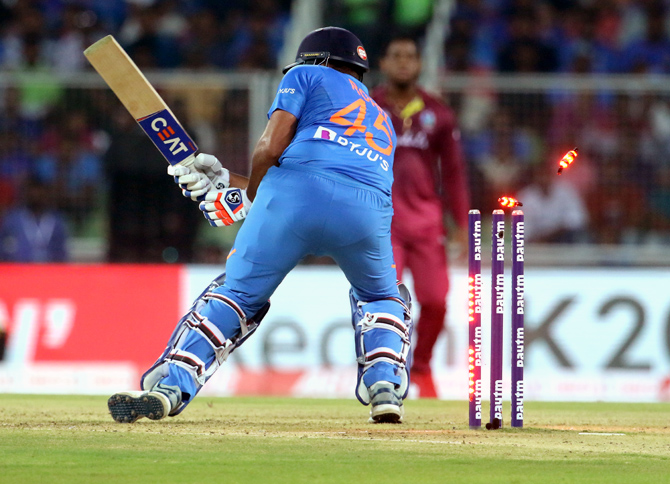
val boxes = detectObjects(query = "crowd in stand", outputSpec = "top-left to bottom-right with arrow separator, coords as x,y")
0,0 -> 670,263
446,0 -> 670,75
0,0 -> 291,262
443,0 -> 670,245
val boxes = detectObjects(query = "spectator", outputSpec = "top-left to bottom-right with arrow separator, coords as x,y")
0,176 -> 68,262
472,108 -> 536,212
0,84 -> 42,143
6,33 -> 63,121
621,5 -> 670,74
88,0 -> 128,32
120,3 -> 181,69
641,94 -> 670,175
0,86 -> 40,210
587,160 -> 646,245
0,129 -> 32,212
225,0 -> 289,69
179,9 -> 230,69
556,6 -> 623,73
516,162 -> 589,243
234,19 -> 279,71
40,108 -> 98,155
155,0 -> 189,40
445,11 -> 477,73
0,6 -> 51,71
51,4 -> 105,73
497,8 -> 558,73
33,135 -> 103,231
468,1 -> 510,71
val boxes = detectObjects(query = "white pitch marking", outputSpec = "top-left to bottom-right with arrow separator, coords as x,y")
578,432 -> 625,436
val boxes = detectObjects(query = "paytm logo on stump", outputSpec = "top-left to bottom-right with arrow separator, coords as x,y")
313,127 -> 389,171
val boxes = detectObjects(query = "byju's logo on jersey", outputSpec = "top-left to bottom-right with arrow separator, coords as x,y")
315,126 -> 336,140
313,126 -> 389,171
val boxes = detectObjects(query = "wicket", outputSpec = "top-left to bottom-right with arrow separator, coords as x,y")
468,209 -> 525,429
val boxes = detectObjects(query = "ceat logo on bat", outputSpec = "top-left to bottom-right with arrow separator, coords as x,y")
137,109 -> 198,166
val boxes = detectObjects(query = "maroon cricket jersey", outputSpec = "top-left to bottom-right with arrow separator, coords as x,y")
371,86 -> 470,236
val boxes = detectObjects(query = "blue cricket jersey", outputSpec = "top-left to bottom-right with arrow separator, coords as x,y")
268,65 -> 397,197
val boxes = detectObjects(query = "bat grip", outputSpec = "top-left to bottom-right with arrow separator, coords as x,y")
178,154 -> 196,168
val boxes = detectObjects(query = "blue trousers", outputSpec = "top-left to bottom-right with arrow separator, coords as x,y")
159,165 -> 406,403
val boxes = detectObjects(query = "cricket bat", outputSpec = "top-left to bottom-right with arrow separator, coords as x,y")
84,35 -> 197,167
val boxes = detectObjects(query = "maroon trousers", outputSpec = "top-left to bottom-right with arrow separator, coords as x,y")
392,223 -> 449,375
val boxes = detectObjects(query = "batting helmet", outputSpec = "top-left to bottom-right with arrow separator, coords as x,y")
282,27 -> 369,74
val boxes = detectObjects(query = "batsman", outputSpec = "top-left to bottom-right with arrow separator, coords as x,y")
108,27 -> 413,424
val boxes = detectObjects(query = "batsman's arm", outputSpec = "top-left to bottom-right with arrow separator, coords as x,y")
247,109 -> 298,201
228,172 -> 249,189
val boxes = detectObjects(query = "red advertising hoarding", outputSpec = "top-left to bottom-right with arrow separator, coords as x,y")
0,264 -> 181,369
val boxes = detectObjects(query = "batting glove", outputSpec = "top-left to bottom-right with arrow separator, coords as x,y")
199,188 -> 251,227
167,153 -> 230,201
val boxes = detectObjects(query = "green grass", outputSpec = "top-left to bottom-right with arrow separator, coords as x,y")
0,395 -> 669,483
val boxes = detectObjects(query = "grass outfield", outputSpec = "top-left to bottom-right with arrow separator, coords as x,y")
0,395 -> 669,484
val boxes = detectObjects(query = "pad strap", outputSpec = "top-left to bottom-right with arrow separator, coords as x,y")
166,349 -> 207,384
186,312 -> 227,349
356,312 -> 411,371
186,312 -> 238,368
360,312 -> 410,342
385,296 -> 411,316
202,292 -> 250,335
359,347 -> 406,371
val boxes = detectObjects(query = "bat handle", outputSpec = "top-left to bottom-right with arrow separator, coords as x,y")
178,154 -> 196,169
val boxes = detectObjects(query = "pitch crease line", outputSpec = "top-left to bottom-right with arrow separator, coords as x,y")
578,432 -> 626,436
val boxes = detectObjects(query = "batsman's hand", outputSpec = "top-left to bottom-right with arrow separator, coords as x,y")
167,153 -> 230,201
199,188 -> 251,227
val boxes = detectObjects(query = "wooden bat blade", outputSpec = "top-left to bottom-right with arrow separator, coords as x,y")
84,35 -> 165,119
84,35 -> 197,166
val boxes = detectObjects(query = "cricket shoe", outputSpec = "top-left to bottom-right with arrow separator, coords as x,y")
108,391 -> 172,423
368,381 -> 404,424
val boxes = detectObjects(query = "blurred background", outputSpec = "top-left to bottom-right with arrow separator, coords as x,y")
1,0 -> 670,403
2,0 -> 670,264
